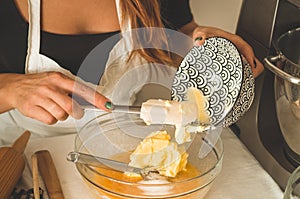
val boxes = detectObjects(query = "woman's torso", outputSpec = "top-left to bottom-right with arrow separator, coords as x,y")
0,0 -> 192,77
0,0 -> 192,142
0,0 -> 121,81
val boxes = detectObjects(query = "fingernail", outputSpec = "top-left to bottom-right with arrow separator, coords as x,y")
194,37 -> 203,46
105,101 -> 113,110
195,37 -> 203,41
253,59 -> 257,68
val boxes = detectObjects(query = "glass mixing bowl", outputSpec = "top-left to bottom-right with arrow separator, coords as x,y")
73,112 -> 223,199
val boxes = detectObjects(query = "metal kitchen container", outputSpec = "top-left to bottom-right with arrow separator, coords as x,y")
264,27 -> 300,165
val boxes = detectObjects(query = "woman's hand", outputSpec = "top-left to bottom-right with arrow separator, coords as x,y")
180,21 -> 264,78
0,72 -> 111,124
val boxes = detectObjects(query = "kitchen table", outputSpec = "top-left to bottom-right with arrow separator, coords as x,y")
20,128 -> 284,199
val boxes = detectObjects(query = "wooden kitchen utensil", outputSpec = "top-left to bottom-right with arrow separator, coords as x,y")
31,153 -> 40,199
35,150 -> 65,199
0,131 -> 31,199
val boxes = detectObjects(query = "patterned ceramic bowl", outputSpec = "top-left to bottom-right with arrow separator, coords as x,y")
171,37 -> 255,127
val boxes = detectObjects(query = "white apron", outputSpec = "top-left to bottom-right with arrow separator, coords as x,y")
0,0 -> 176,145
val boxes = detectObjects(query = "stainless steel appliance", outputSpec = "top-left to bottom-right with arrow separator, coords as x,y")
234,0 -> 300,195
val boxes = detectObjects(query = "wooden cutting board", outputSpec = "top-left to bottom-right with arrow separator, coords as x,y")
0,131 -> 31,199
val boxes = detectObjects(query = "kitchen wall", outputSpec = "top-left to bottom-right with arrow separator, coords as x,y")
190,0 -> 243,33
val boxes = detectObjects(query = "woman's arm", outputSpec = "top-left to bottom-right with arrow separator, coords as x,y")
0,72 -> 110,124
180,20 -> 264,78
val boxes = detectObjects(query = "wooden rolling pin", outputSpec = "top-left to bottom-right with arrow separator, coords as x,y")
0,131 -> 31,199
35,150 -> 65,199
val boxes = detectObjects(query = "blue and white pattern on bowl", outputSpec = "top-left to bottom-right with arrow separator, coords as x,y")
171,37 -> 255,127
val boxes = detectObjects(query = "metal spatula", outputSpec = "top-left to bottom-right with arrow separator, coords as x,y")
83,104 -> 141,114
67,151 -> 153,177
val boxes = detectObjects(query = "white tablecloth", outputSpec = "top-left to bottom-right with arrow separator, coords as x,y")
22,128 -> 284,199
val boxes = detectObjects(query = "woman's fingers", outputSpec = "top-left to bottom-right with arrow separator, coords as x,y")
17,90 -> 69,123
237,40 -> 264,78
193,30 -> 206,46
42,72 -> 112,120
192,28 -> 264,78
66,79 -> 111,111
27,106 -> 58,125
1,72 -> 112,125
251,58 -> 264,78
7,72 -> 112,124
44,101 -> 68,121
45,72 -> 111,111
44,87 -> 84,119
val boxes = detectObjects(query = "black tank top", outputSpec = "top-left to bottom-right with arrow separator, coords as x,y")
0,0 -> 193,78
